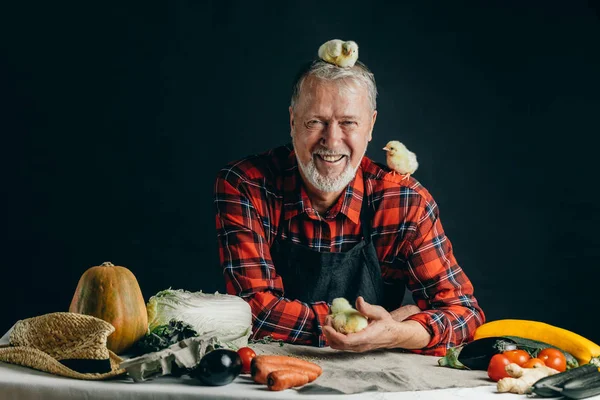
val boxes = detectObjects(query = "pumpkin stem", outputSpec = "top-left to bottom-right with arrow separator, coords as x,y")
101,262 -> 115,267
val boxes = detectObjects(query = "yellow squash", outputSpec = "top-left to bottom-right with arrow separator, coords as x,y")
474,319 -> 600,366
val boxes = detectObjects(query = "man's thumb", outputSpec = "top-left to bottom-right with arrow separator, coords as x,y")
355,296 -> 387,320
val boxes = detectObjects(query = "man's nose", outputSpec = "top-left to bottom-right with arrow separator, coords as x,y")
320,122 -> 344,149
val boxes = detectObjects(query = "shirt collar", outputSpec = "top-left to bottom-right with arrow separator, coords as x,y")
282,149 -> 364,225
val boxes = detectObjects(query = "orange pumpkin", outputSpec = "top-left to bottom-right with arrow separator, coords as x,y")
69,261 -> 148,354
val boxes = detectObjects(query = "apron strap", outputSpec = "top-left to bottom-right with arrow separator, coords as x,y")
359,183 -> 373,242
275,201 -> 286,243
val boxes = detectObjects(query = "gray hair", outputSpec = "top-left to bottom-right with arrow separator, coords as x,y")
290,60 -> 378,111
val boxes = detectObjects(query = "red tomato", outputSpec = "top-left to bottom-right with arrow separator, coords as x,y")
487,354 -> 512,382
538,348 -> 566,372
522,357 -> 546,368
502,349 -> 530,366
237,346 -> 257,374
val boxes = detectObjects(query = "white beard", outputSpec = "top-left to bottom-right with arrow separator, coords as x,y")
293,142 -> 366,193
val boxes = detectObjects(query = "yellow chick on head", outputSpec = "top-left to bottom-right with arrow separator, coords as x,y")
330,297 -> 368,334
318,39 -> 359,68
383,140 -> 418,180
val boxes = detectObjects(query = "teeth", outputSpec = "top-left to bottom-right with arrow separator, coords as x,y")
319,155 -> 344,162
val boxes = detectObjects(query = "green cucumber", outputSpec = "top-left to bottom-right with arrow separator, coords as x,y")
502,336 -> 579,369
562,372 -> 600,399
563,370 -> 600,387
532,364 -> 598,398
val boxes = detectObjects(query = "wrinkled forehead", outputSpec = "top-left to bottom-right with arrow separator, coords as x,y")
297,76 -> 370,112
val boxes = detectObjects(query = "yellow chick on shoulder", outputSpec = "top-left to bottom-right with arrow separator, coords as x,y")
330,297 -> 368,334
318,39 -> 359,68
383,140 -> 419,179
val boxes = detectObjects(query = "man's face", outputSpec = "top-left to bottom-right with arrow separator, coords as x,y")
290,77 -> 377,193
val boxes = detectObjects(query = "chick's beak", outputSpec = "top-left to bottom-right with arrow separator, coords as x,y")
383,147 -> 390,151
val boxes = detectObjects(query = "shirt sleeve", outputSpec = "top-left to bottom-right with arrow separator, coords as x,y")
401,196 -> 486,356
214,170 -> 330,346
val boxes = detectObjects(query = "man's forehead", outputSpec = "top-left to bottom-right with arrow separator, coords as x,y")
302,75 -> 364,93
298,76 -> 369,110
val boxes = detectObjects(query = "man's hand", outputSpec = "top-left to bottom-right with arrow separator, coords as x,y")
323,297 -> 431,352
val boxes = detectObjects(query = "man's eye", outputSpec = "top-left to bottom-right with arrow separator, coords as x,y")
341,121 -> 356,126
307,120 -> 322,126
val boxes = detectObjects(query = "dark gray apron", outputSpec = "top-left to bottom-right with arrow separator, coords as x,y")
271,185 -> 404,310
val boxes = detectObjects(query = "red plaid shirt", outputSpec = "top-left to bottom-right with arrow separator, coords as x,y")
214,144 -> 485,355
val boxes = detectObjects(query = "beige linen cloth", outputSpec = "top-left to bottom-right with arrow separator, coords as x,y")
250,342 -> 493,394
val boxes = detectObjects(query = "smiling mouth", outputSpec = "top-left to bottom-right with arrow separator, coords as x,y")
316,154 -> 346,163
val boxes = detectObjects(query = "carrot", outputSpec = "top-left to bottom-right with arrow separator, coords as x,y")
251,355 -> 322,384
251,361 -> 285,384
253,355 -> 322,375
252,360 -> 319,384
267,369 -> 310,391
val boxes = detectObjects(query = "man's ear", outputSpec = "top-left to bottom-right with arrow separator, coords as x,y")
289,106 -> 295,135
368,110 -> 378,142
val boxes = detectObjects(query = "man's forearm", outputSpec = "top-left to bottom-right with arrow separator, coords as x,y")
390,304 -> 421,322
392,320 -> 432,350
247,292 -> 330,346
390,304 -> 433,348
389,305 -> 432,349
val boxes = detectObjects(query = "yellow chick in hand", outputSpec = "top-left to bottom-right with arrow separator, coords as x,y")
330,297 -> 368,334
383,140 -> 418,179
318,39 -> 359,68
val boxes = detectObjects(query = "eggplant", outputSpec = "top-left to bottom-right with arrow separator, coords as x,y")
189,349 -> 242,386
439,336 -> 517,370
457,336 -> 517,370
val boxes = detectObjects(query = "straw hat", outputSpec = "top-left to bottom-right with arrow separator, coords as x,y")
0,312 -> 126,380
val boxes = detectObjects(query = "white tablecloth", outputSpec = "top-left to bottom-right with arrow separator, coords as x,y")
2,326 -> 599,400
0,361 -> 553,400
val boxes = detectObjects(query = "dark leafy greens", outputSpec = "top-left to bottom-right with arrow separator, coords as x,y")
249,335 -> 285,347
131,319 -> 199,356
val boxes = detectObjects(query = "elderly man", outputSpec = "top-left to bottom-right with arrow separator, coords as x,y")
214,57 -> 485,355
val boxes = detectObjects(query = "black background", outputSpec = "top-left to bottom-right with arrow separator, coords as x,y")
1,1 -> 599,344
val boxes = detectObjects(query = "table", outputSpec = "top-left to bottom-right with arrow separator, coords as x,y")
0,361 -> 566,400
3,327 -> 599,400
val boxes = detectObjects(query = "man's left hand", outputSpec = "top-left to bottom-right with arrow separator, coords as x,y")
323,296 -> 431,352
